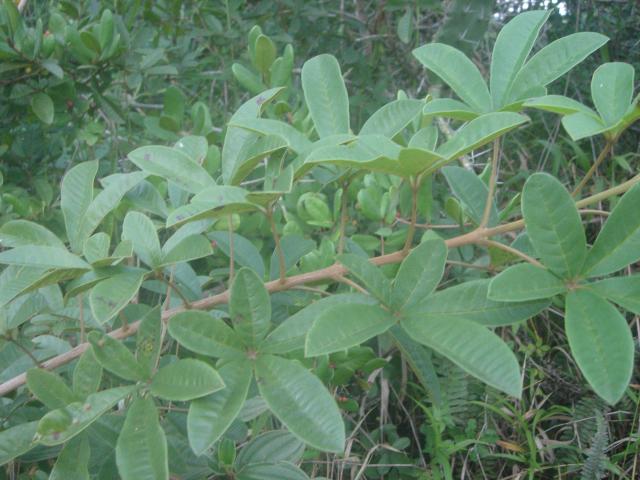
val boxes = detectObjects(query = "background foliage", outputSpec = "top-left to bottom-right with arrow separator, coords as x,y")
1,0 -> 639,479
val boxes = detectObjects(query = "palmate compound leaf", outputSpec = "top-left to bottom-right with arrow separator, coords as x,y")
521,173 -> 586,279
187,361 -> 252,455
488,263 -> 567,301
301,54 -> 350,138
581,184 -> 640,277
565,289 -> 634,404
304,303 -> 396,356
116,398 -> 168,480
255,355 -> 345,453
400,314 -> 522,397
150,359 -> 225,402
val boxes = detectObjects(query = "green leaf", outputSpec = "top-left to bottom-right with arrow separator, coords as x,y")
31,92 -> 54,124
151,359 -> 225,401
305,303 -> 395,356
73,348 -> 103,398
255,355 -> 345,452
88,331 -> 148,381
0,245 -> 90,270
136,306 -> 162,375
237,462 -> 310,480
442,166 -> 499,226
187,361 -> 252,455
49,435 -> 90,480
160,234 -> 212,266
591,62 -> 634,126
436,112 -> 528,162
360,99 -> 424,138
168,310 -> 245,360
401,314 -> 522,397
413,279 -> 548,326
89,270 -> 145,324
253,34 -> 277,74
507,32 -> 608,103
73,171 -> 147,253
422,98 -> 479,121
589,275 -> 640,315
337,253 -> 392,304
392,233 -> 447,310
301,54 -> 350,138
26,368 -> 77,409
0,220 -> 65,249
0,421 -> 38,466
83,233 -> 110,264
522,173 -> 586,278
0,266 -> 84,307
582,184 -> 640,277
209,231 -> 265,278
413,43 -> 491,112
230,268 -> 271,346
166,186 -> 257,228
229,118 -> 312,154
488,263 -> 567,301
261,293 -> 377,354
523,95 -> 597,116
235,430 -> 304,468
565,290 -> 634,404
122,211 -> 162,268
490,10 -> 551,109
561,111 -> 608,140
61,161 -> 98,251
116,398 -> 168,480
222,88 -> 284,184
232,62 -> 267,94
128,145 -> 216,194
38,386 -> 138,446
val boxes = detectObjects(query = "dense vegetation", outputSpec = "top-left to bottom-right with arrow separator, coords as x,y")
1,1 -> 639,479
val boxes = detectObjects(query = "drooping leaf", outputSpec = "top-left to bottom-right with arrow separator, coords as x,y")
410,279 -> 549,326
255,355 -> 345,452
401,314 -> 522,397
168,310 -> 245,360
38,386 -> 138,446
488,263 -> 567,301
507,32 -> 608,103
128,145 -> 216,194
490,10 -> 551,109
523,94 -> 598,116
422,98 -> 479,121
392,233 -> 447,310
89,270 -> 145,324
337,253 -> 392,305
88,331 -> 148,381
151,359 -> 225,401
116,398 -> 168,480
187,361 -> 252,455
561,111 -> 609,140
360,99 -> 424,138
305,303 -> 395,356
26,368 -> 77,409
301,54 -> 350,138
230,268 -> 271,346
565,289 -> 634,404
582,184 -> 640,277
591,62 -> 634,126
522,173 -> 586,278
588,275 -> 640,315
412,43 -> 492,112
442,166 -> 499,226
261,293 -> 377,354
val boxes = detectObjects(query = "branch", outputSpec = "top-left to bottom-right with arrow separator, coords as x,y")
0,174 -> 638,397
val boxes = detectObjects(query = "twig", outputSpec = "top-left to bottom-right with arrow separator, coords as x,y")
480,139 -> 500,228
0,175 -> 638,397
571,141 -> 613,197
480,239 -> 544,268
402,177 -> 420,255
